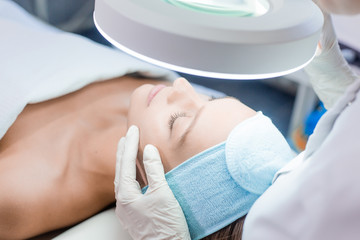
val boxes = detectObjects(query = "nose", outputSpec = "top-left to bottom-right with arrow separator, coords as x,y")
173,77 -> 192,90
167,78 -> 197,104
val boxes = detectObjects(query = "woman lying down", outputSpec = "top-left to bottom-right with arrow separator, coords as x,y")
0,1 -> 295,239
0,75 -> 293,239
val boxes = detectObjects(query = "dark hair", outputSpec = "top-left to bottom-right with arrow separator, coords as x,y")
201,215 -> 246,240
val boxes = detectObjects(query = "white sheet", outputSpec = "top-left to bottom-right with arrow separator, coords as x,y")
53,208 -> 132,240
0,0 -> 178,140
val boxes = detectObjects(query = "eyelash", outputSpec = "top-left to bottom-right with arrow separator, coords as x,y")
210,96 -> 233,101
167,96 -> 227,130
209,96 -> 220,101
168,112 -> 186,130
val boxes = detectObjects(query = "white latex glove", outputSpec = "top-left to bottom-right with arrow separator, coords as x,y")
304,1 -> 359,109
114,126 -> 191,240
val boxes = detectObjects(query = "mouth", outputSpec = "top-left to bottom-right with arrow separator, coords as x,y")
147,84 -> 166,106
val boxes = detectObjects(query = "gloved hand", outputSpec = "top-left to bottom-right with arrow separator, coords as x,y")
304,1 -> 358,109
114,126 -> 191,240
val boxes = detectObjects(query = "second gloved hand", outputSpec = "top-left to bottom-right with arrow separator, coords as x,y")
304,1 -> 359,109
114,126 -> 191,240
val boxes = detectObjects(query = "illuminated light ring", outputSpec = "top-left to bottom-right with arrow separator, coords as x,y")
95,16 -> 315,80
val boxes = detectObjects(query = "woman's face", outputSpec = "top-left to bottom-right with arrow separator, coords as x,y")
127,78 -> 256,181
317,0 -> 360,14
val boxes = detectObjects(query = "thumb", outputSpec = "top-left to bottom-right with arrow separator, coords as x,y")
143,144 -> 167,190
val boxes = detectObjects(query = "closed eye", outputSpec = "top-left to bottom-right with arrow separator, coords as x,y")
168,112 -> 186,130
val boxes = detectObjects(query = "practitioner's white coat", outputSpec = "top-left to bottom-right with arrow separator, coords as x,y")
243,78 -> 360,239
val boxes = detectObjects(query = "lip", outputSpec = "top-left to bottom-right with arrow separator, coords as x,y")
147,84 -> 166,106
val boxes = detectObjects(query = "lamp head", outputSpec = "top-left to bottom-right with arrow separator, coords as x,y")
94,0 -> 323,80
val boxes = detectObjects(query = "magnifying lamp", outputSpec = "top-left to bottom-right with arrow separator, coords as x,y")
94,0 -> 323,79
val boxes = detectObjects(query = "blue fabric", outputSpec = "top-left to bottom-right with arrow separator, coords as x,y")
143,112 -> 294,240
226,112 -> 296,195
165,143 -> 259,240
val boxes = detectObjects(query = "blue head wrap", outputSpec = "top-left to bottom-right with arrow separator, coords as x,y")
144,112 -> 295,239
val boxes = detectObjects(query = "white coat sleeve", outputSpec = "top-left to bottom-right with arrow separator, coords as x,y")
242,79 -> 360,240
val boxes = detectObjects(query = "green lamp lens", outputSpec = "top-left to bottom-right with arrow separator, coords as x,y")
165,0 -> 269,17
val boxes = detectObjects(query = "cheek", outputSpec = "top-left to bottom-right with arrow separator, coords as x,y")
127,88 -> 182,172
137,117 -> 180,173
127,85 -> 151,128
129,108 -> 167,155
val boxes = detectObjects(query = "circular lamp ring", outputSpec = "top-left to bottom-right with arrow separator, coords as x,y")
94,0 -> 323,80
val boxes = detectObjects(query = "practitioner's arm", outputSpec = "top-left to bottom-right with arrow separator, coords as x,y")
114,126 -> 190,240
304,1 -> 359,109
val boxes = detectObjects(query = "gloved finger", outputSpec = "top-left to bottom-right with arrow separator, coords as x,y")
320,13 -> 336,51
119,125 -> 142,198
114,137 -> 125,197
312,0 -> 336,52
143,144 -> 167,190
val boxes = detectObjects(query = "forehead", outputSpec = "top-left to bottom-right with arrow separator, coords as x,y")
183,98 -> 256,155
